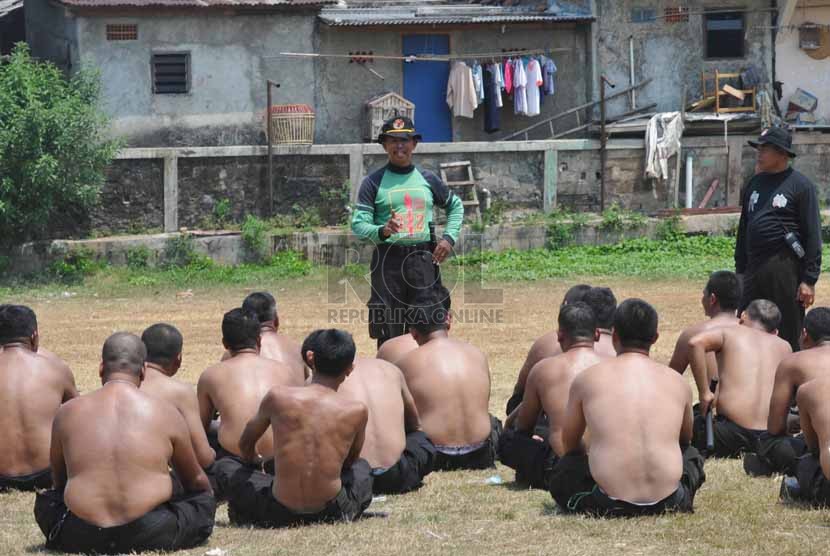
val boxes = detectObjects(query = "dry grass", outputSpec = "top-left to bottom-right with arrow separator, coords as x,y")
4,275 -> 830,555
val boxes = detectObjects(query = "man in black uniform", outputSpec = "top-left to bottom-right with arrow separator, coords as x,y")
351,116 -> 464,348
735,127 -> 822,352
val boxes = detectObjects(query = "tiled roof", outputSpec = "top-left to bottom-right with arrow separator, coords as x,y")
58,0 -> 336,8
319,3 -> 593,26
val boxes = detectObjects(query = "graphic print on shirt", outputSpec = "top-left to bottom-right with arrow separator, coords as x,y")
772,194 -> 788,209
749,190 -> 760,212
387,188 -> 428,240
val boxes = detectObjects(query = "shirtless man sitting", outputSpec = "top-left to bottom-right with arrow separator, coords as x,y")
222,292 -> 307,381
499,303 -> 608,489
198,308 -> 303,469
748,307 -> 830,476
34,333 -> 215,554
339,352 -> 435,494
506,284 -> 590,414
376,286 -> 451,365
780,376 -> 830,506
397,299 -> 501,471
141,324 -> 216,485
0,305 -> 77,491
689,299 -> 792,458
669,270 -> 741,382
214,329 -> 373,526
549,299 -> 705,516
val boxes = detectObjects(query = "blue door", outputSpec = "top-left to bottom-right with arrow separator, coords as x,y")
403,35 -> 452,143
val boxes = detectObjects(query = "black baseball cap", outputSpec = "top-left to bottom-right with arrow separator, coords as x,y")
748,127 -> 797,158
377,116 -> 422,143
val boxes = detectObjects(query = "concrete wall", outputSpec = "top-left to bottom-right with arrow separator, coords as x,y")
25,0 -> 79,71
776,5 -> 830,123
71,12 -> 316,147
596,0 -> 774,116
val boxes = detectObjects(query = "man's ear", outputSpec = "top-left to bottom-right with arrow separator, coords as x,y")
98,362 -> 105,382
174,352 -> 183,372
274,316 -> 280,331
138,364 -> 146,385
256,335 -> 262,353
31,329 -> 39,352
344,362 -> 355,377
651,331 -> 660,345
222,338 -> 230,351
305,351 -> 315,370
593,328 -> 601,342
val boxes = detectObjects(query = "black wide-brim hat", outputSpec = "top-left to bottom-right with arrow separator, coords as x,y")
748,127 -> 797,158
377,116 -> 422,143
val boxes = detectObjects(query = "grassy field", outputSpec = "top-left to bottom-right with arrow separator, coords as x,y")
2,271 -> 830,555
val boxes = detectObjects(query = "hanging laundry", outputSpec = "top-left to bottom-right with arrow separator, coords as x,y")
525,57 -> 544,117
446,61 -> 478,119
503,58 -> 513,95
483,64 -> 501,133
493,63 -> 504,108
542,56 -> 557,95
471,61 -> 485,103
512,58 -> 528,115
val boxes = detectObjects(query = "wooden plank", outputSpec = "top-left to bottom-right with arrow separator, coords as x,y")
698,178 -> 721,208
726,136 -> 745,206
543,149 -> 558,213
722,85 -> 745,101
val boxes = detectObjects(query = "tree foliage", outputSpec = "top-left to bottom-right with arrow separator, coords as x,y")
0,44 -> 120,247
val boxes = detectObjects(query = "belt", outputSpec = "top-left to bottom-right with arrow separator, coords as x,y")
377,242 -> 432,254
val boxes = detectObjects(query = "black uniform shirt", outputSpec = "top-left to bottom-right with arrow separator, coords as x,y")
734,168 -> 822,285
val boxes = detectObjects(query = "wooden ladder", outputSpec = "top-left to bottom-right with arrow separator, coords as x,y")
439,161 -> 481,223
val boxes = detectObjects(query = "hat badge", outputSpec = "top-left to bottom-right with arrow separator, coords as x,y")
392,118 -> 405,130
761,129 -> 769,136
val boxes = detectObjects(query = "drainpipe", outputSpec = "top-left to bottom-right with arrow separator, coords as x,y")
629,36 -> 636,110
685,154 -> 694,209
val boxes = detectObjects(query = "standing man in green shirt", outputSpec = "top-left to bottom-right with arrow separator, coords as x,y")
351,116 -> 464,348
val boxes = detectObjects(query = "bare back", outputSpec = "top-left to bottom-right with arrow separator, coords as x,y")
797,378 -> 830,479
715,327 -> 791,430
525,347 -> 606,456
398,338 -> 490,447
259,331 -> 307,382
376,334 -> 419,365
669,315 -> 739,378
54,385 -> 186,527
268,385 -> 367,512
767,346 -> 830,435
141,368 -> 215,468
339,358 -> 407,468
198,353 -> 303,458
0,347 -> 76,475
570,354 -> 692,504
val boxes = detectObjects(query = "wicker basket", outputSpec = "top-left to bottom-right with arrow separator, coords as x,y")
268,104 -> 315,145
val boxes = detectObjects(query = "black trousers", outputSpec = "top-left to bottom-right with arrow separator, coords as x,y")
741,250 -> 804,352
756,432 -> 808,475
372,431 -> 437,495
548,445 -> 705,517
692,406 -> 764,458
0,468 -> 51,492
368,243 -> 441,347
33,489 -> 216,554
498,427 -> 558,489
214,457 -> 373,527
792,453 -> 830,507
433,415 -> 502,471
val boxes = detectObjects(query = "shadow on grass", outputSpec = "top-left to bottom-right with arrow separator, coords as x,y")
24,544 -> 51,554
541,501 -> 564,517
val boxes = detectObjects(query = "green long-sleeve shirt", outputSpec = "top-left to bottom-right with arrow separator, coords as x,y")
351,163 -> 464,245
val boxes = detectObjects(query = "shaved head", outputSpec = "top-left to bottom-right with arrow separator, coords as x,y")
102,332 -> 147,376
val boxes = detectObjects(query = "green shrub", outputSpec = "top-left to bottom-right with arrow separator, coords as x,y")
656,214 -> 684,241
48,248 -> 99,283
0,44 -> 120,247
599,203 -> 646,231
213,198 -> 232,228
125,246 -> 151,269
162,234 -> 212,269
545,209 -> 588,249
241,215 -> 269,261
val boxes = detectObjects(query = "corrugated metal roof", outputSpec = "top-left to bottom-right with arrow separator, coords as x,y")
58,0 -> 337,8
0,0 -> 23,19
319,4 -> 593,26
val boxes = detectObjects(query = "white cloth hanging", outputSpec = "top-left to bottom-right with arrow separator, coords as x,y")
644,112 -> 685,180
446,61 -> 478,119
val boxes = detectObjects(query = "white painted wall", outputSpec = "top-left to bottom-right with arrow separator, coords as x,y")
776,5 -> 830,122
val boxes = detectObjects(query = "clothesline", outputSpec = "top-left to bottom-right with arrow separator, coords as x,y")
272,47 -> 570,63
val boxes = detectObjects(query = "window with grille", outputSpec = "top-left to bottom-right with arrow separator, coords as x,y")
152,53 -> 190,95
705,12 -> 745,59
631,7 -> 656,23
106,24 -> 137,41
665,7 -> 689,23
